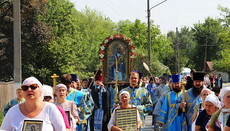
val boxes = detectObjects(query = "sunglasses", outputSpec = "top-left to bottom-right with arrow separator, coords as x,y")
21,84 -> 39,91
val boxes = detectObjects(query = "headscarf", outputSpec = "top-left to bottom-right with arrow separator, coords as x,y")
205,94 -> 221,108
201,87 -> 212,94
22,77 -> 42,88
42,85 -> 53,99
119,91 -> 130,99
219,87 -> 230,103
55,84 -> 67,92
21,77 -> 43,100
200,88 -> 213,99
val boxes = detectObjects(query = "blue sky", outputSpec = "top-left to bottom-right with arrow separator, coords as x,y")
69,0 -> 230,34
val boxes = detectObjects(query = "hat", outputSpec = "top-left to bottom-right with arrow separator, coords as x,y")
71,74 -> 78,82
55,84 -> 67,92
95,69 -> 103,81
205,94 -> 221,108
193,72 -> 205,81
42,85 -> 53,99
171,74 -> 182,83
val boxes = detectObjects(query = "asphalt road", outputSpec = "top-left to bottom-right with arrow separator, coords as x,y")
223,83 -> 230,88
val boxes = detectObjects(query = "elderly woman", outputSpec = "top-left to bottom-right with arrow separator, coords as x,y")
195,94 -> 220,131
107,91 -> 142,131
192,88 -> 213,130
200,88 -> 213,110
208,87 -> 230,131
54,84 -> 79,131
0,77 -> 66,131
42,85 -> 70,130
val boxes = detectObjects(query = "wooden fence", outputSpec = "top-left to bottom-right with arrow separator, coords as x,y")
0,81 -> 14,111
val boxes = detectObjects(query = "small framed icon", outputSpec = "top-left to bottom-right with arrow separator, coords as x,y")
22,120 -> 43,131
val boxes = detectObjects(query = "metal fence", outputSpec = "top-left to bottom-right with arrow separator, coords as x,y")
0,81 -> 14,111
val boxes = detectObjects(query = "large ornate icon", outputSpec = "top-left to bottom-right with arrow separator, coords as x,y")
99,34 -> 136,84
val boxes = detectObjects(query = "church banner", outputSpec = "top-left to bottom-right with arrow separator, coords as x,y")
99,34 -> 136,84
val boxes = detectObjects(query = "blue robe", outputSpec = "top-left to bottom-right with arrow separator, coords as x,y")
4,98 -> 25,116
120,86 -> 152,127
158,91 -> 183,131
67,88 -> 94,131
176,88 -> 202,131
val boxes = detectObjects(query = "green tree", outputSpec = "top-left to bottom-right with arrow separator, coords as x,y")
0,0 -> 53,83
192,17 -> 223,71
214,29 -> 230,74
213,6 -> 230,74
167,26 -> 196,74
0,1 -> 14,81
76,7 -> 116,78
116,19 -> 173,76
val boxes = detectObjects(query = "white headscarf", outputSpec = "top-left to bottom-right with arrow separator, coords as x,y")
22,77 -> 43,100
205,94 -> 221,108
42,85 -> 53,99
119,91 -> 130,99
22,76 -> 42,88
201,87 -> 213,96
55,84 -> 67,92
219,87 -> 230,103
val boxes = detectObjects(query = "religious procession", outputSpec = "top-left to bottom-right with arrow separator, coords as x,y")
0,31 -> 229,131
1,0 -> 230,130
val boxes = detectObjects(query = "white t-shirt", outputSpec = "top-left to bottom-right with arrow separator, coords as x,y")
0,102 -> 66,131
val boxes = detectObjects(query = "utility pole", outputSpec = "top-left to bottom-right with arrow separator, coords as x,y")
176,27 -> 180,73
147,0 -> 167,64
147,0 -> 151,63
203,35 -> 207,72
174,27 -> 179,74
13,0 -> 21,97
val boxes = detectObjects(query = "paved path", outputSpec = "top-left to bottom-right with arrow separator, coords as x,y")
223,83 -> 230,88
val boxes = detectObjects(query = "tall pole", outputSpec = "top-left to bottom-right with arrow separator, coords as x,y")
147,0 -> 151,63
13,0 -> 21,97
203,35 -> 207,72
176,27 -> 180,73
147,0 -> 167,63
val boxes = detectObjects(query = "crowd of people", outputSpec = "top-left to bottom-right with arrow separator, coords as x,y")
0,69 -> 228,131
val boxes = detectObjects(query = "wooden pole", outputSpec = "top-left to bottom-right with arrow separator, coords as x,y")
114,57 -> 119,103
182,80 -> 186,112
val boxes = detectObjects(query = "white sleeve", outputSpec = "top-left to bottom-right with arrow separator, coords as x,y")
0,105 -> 21,131
49,104 -> 66,131
107,109 -> 116,131
0,110 -> 12,130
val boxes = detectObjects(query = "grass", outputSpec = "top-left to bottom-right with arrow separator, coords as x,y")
0,111 -> 3,125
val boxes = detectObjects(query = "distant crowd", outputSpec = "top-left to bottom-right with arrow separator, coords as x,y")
1,69 -> 229,131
